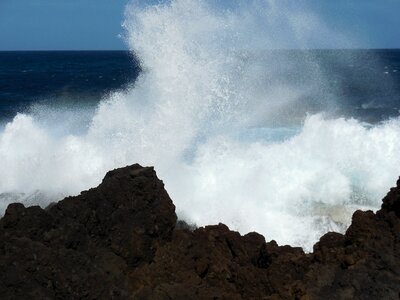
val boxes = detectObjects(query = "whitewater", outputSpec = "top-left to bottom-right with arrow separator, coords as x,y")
1,0 -> 400,250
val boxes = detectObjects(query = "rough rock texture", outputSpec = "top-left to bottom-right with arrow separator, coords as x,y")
0,165 -> 176,299
0,164 -> 399,299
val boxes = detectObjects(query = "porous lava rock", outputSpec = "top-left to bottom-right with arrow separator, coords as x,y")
0,164 -> 399,299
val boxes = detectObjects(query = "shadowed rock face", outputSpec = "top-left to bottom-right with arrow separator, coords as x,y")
0,164 -> 399,299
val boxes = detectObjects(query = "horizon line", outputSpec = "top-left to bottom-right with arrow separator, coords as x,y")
1,48 -> 400,52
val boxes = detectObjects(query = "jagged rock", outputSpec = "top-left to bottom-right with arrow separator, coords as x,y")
0,164 -> 400,299
0,164 -> 176,299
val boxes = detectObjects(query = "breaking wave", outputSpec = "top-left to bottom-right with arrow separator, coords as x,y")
1,0 -> 399,250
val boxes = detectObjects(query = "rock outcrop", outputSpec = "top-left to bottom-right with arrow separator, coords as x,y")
0,164 -> 399,299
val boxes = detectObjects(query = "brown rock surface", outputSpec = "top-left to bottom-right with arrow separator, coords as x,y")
0,164 -> 399,299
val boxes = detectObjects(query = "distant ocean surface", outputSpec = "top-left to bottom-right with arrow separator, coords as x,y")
1,50 -> 399,124
0,51 -> 140,121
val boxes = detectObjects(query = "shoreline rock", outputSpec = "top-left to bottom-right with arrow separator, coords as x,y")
0,164 -> 399,299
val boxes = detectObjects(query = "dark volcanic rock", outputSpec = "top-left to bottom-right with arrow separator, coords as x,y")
1,164 -> 400,299
0,165 -> 176,299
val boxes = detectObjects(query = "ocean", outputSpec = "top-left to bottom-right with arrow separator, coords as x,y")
2,50 -> 399,124
2,1 -> 400,251
0,51 -> 140,122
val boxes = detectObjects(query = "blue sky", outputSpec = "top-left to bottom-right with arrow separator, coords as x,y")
0,0 -> 399,50
0,0 -> 129,50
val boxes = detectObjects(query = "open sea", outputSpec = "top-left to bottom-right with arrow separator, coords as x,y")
0,51 -> 140,122
1,50 -> 400,124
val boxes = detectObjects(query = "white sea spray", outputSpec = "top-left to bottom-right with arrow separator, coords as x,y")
0,0 -> 399,250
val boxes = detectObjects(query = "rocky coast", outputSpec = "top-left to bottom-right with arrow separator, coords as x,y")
0,164 -> 399,299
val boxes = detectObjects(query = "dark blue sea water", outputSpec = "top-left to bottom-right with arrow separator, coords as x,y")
1,50 -> 399,124
0,51 -> 140,121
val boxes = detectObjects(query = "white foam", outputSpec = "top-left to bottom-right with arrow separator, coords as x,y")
0,0 -> 398,250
